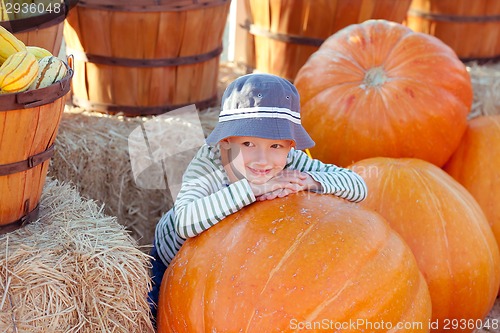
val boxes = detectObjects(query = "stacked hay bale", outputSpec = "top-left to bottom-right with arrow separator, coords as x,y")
467,62 -> 500,118
50,63 -> 244,247
0,178 -> 153,332
51,106 -> 220,247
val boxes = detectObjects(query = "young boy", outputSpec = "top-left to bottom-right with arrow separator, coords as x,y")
149,73 -> 367,319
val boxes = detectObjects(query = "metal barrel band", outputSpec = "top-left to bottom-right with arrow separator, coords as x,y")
0,144 -> 55,176
460,54 -> 500,64
408,9 -> 500,23
0,204 -> 39,235
65,0 -> 80,11
66,46 -> 223,67
72,95 -> 219,116
76,0 -> 228,12
0,68 -> 73,111
241,22 -> 325,47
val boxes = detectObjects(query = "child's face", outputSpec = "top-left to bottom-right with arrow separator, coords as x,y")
220,136 -> 293,184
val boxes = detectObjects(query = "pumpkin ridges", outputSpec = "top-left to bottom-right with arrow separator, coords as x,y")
159,194 -> 432,332
351,157 -> 500,332
444,115 -> 500,261
240,204 -> 426,331
320,20 -> 409,71
295,20 -> 471,167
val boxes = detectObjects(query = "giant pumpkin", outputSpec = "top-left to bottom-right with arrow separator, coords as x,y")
350,158 -> 500,333
444,115 -> 500,249
294,19 -> 472,167
158,193 -> 432,332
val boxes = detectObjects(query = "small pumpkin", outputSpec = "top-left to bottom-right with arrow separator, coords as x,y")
294,19 -> 472,167
444,115 -> 500,250
350,157 -> 500,333
158,193 -> 431,332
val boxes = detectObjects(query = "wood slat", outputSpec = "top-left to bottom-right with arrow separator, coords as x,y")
0,92 -> 67,225
245,0 -> 412,81
64,1 -> 229,114
77,0 -> 229,11
14,22 -> 64,56
406,0 -> 500,61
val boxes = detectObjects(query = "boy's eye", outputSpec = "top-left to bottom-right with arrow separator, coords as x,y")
271,144 -> 283,149
242,142 -> 253,147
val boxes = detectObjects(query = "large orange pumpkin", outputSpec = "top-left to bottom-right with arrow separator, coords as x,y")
444,115 -> 500,249
294,19 -> 472,167
350,158 -> 500,333
157,193 -> 432,332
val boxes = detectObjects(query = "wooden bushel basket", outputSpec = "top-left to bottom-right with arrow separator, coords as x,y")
243,0 -> 412,82
405,0 -> 500,62
63,0 -> 231,116
0,0 -> 79,56
0,66 -> 73,234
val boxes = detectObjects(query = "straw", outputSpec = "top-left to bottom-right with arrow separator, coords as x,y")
50,62 -> 244,248
0,178 -> 154,332
467,61 -> 500,119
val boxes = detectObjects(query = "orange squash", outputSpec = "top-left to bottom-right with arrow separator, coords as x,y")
157,193 -> 432,332
350,158 -> 500,333
444,115 -> 500,250
294,19 -> 472,167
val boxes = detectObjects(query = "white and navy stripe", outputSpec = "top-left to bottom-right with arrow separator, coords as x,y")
154,144 -> 367,266
219,107 -> 301,124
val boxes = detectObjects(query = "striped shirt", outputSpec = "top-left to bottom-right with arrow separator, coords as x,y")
155,144 -> 367,266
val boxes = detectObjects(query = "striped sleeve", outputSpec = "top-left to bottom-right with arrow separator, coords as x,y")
286,149 -> 368,202
154,210 -> 186,266
174,145 -> 256,239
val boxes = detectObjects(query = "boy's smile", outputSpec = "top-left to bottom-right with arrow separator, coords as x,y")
220,136 -> 294,184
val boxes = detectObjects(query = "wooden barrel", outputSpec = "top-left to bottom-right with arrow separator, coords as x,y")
242,0 -> 412,82
0,66 -> 73,234
63,0 -> 231,116
405,0 -> 500,62
0,0 -> 79,56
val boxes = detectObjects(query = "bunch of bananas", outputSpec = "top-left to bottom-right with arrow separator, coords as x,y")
0,25 -> 67,94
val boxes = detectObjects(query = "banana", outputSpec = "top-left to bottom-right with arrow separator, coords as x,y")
29,55 -> 67,90
0,25 -> 26,64
0,50 -> 39,93
27,46 -> 53,60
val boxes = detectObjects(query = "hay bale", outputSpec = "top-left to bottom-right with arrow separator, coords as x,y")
50,62 -> 245,247
467,61 -> 500,118
476,299 -> 500,333
51,106 -> 220,247
0,178 -> 154,332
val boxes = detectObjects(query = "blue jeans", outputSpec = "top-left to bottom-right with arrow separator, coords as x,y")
148,244 -> 167,325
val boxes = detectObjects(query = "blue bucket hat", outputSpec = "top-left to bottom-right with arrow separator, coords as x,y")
206,73 -> 315,150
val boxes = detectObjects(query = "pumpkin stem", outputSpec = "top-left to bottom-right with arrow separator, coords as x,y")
363,67 -> 388,88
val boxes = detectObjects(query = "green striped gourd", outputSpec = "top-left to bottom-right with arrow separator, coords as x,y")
29,55 -> 67,90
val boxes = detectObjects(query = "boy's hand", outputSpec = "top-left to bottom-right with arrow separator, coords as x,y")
251,170 -> 322,201
249,170 -> 305,197
256,187 -> 296,201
